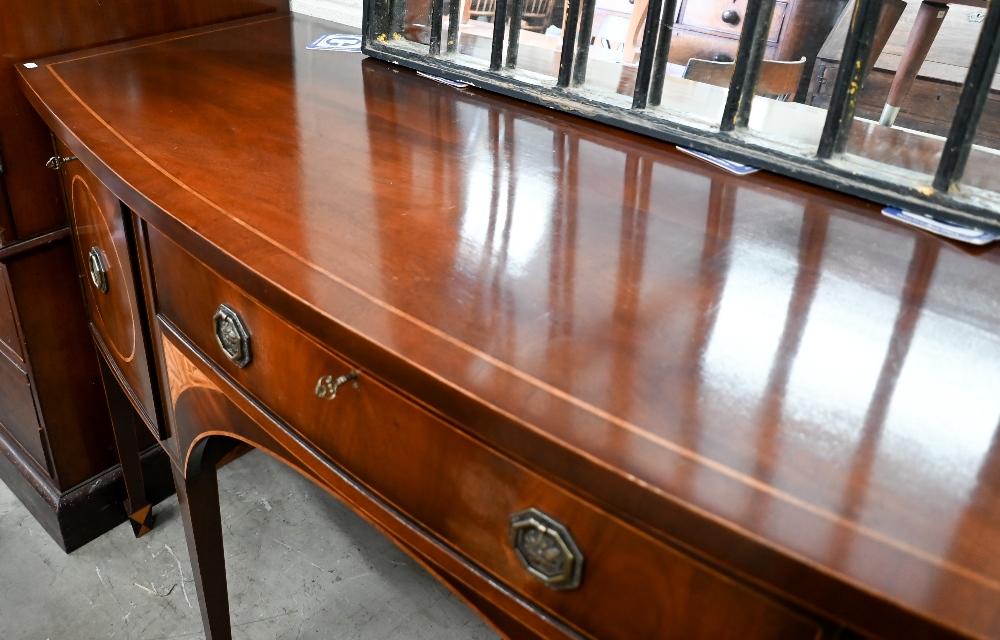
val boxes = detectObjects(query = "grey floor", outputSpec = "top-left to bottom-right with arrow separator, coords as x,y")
0,449 -> 500,639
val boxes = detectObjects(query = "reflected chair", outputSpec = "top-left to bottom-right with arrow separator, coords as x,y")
522,0 -> 557,31
683,57 -> 807,101
469,0 -> 554,31
469,0 -> 497,21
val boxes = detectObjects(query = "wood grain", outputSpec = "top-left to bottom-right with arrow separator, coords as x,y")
18,13 -> 1000,639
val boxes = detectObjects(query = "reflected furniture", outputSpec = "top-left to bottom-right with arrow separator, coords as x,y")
623,0 -> 845,99
0,0 -> 287,551
809,0 -> 1000,148
19,11 -> 1000,640
683,56 -> 806,100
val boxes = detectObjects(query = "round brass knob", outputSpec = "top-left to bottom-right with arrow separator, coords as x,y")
88,247 -> 109,294
509,508 -> 583,590
721,9 -> 741,25
213,304 -> 252,368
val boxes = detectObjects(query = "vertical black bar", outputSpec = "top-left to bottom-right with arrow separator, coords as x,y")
571,0 -> 599,85
506,0 -> 525,68
648,0 -> 678,107
429,0 -> 445,55
558,0 -> 583,86
719,0 -> 777,132
447,0 -> 462,53
388,0 -> 407,36
933,2 -> 1000,191
632,0 -> 664,108
491,0 -> 510,70
816,0 -> 884,158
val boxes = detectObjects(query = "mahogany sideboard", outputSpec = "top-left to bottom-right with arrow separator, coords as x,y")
18,11 -> 1000,639
0,0 -> 287,551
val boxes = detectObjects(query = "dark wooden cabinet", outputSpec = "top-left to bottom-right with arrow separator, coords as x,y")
0,0 -> 288,551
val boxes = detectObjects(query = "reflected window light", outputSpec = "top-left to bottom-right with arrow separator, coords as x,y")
457,123 -> 554,278
703,224 -> 799,404
783,272 -> 898,441
881,313 -> 1000,498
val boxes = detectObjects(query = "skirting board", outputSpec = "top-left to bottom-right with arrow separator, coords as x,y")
0,428 -> 175,552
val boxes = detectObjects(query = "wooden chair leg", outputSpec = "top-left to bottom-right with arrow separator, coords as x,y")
880,1 -> 949,126
623,0 -> 648,63
172,456 -> 233,640
98,357 -> 154,537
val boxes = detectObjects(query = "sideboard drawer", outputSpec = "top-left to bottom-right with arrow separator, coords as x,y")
58,143 -> 159,430
149,227 -> 821,640
677,0 -> 786,43
0,348 -> 46,471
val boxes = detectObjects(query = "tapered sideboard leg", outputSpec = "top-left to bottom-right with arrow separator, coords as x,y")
172,460 -> 232,640
98,357 -> 154,536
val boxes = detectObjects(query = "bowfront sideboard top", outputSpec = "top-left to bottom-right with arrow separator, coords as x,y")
17,12 -> 1000,639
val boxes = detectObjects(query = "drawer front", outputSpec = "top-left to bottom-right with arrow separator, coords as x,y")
668,29 -> 778,67
58,145 -> 158,428
149,228 -> 821,640
677,0 -> 786,43
0,264 -> 24,363
0,349 -> 47,471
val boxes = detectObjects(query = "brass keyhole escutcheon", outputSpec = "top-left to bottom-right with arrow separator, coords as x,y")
213,304 -> 252,368
509,508 -> 583,590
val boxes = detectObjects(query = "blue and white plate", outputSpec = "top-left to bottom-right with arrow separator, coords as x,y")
307,34 -> 363,52
676,146 -> 759,176
882,207 -> 1000,245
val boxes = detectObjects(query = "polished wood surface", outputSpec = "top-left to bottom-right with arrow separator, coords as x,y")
0,0 -> 289,551
58,140 -> 161,432
19,13 -> 1000,638
0,0 -> 288,244
150,224 -> 823,639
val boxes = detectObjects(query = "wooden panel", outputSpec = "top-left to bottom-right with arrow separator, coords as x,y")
677,0 -> 786,43
0,263 -> 24,363
0,349 -> 46,470
150,224 -> 822,640
4,239 -> 117,490
0,175 -> 14,246
58,145 -> 160,430
0,0 -> 288,243
668,30 -> 779,66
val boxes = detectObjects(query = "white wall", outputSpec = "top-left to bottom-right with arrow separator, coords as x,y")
291,0 -> 363,28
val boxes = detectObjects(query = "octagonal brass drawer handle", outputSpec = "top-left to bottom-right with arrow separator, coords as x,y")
315,371 -> 359,400
213,304 -> 252,368
509,508 -> 583,590
88,246 -> 109,294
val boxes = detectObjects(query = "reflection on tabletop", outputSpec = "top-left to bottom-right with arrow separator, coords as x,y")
430,22 -> 1000,192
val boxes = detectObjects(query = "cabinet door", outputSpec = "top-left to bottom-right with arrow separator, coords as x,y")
57,142 -> 160,434
0,264 -> 24,364
0,171 -> 14,247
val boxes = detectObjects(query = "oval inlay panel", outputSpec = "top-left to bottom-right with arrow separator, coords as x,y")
71,175 -> 136,362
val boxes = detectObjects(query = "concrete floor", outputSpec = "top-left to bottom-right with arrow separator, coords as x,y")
0,449 -> 499,639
